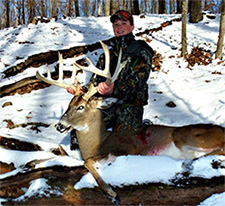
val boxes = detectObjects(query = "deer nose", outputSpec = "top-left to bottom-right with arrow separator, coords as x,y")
55,123 -> 66,133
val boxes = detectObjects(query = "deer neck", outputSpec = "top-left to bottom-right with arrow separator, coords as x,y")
75,109 -> 110,160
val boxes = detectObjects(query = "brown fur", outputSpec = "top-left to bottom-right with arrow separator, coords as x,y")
56,95 -> 225,204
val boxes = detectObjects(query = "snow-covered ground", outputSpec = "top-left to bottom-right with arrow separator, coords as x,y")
0,13 -> 225,205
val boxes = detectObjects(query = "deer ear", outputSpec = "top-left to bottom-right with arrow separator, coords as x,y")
96,97 -> 118,109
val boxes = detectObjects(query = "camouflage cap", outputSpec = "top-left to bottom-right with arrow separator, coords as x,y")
110,10 -> 134,25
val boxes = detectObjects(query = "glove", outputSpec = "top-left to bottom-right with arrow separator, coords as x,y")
97,82 -> 114,96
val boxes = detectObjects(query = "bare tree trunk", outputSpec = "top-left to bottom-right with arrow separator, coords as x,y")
110,0 -> 114,15
129,0 -> 133,12
91,0 -> 96,16
74,0 -> 79,17
80,0 -> 89,17
49,0 -> 52,18
141,0 -> 148,13
218,0 -> 222,13
55,0 -> 59,18
133,0 -> 140,15
170,0 -> 173,14
121,0 -> 125,9
12,0 -> 18,27
151,0 -> 158,13
145,0 -> 149,13
158,0 -> 166,14
27,0 -> 36,23
22,0 -> 25,24
215,0 -> 225,60
189,0 -> 203,23
68,0 -> 73,17
97,0 -> 101,16
3,0 -> 10,28
115,0 -> 120,11
177,0 -> 182,13
181,0 -> 187,57
105,0 -> 110,16
7,0 -> 10,27
86,0 -> 89,16
16,0 -> 22,25
40,0 -> 45,17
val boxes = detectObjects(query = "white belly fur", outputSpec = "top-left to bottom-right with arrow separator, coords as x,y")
158,142 -> 208,159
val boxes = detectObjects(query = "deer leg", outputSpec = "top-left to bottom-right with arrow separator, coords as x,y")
84,158 -> 120,205
193,147 -> 225,161
205,147 -> 225,156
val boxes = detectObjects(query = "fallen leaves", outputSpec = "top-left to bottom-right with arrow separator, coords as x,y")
152,51 -> 164,71
186,47 -> 213,68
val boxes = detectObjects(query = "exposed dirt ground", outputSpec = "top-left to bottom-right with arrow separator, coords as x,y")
2,183 -> 225,205
1,169 -> 224,206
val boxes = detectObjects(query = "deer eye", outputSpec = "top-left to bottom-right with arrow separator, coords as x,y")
77,105 -> 85,111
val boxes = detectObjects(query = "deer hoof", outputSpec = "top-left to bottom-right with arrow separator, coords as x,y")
105,193 -> 120,205
112,194 -> 120,205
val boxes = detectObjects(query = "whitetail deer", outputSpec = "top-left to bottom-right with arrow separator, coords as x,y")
36,41 -> 225,205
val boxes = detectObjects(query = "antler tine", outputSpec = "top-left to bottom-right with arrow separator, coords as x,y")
46,64 -> 51,79
74,40 -> 111,81
36,53 -> 77,92
74,57 -> 111,80
58,52 -> 64,81
111,47 -> 127,83
99,40 -> 110,77
71,64 -> 78,81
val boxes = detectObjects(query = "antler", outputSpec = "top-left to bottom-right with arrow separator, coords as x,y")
36,52 -> 78,93
36,41 -> 126,101
74,40 -> 127,101
74,40 -> 126,85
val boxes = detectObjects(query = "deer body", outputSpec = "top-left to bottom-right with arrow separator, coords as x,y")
146,124 -> 224,159
37,41 -> 225,205
56,94 -> 224,204
58,95 -> 225,161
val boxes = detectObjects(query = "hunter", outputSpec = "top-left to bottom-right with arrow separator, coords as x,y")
67,10 -> 154,149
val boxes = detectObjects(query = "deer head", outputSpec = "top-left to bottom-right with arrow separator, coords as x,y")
56,95 -> 118,134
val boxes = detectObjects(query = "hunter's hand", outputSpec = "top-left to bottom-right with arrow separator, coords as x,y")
67,87 -> 75,94
66,86 -> 84,95
97,82 -> 114,95
67,78 -> 84,95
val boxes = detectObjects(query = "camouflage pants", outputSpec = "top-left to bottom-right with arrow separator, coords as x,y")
102,101 -> 144,131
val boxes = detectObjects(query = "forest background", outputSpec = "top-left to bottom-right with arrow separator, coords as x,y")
0,0 -> 223,30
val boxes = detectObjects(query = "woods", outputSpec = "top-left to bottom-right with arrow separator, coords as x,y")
0,0 -> 223,29
1,0 -> 224,59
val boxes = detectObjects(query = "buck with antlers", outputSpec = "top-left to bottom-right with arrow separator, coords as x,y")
36,41 -> 225,205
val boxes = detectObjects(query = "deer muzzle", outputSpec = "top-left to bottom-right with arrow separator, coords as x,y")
55,122 -> 71,133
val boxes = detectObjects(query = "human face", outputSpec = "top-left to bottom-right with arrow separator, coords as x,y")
112,19 -> 134,37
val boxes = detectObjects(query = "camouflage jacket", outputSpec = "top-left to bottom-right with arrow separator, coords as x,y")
91,32 -> 154,106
